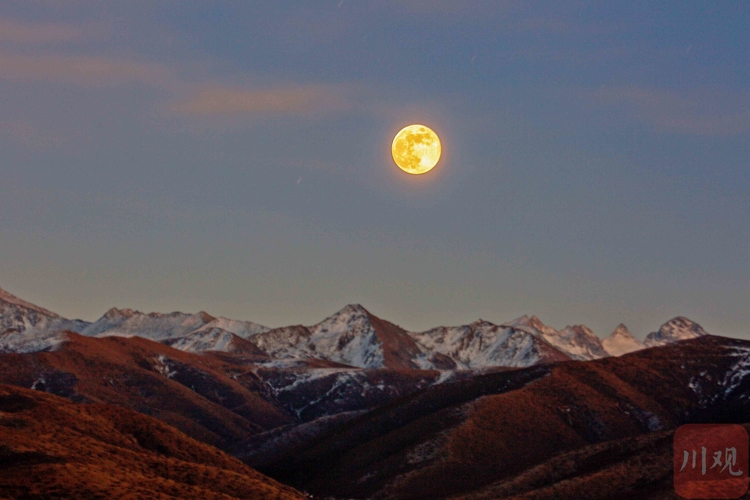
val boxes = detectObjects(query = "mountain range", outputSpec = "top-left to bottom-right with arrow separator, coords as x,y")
0,286 -> 708,369
0,284 -> 742,499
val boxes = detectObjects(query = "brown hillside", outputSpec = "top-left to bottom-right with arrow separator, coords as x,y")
0,383 -> 305,499
0,332 -> 294,449
261,336 -> 750,499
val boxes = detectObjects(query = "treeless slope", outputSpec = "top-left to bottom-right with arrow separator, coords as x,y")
456,423 -> 750,499
0,384 -> 305,500
0,332 -> 294,449
261,336 -> 750,499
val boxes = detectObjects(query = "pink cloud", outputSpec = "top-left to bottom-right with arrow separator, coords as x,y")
0,52 -> 173,87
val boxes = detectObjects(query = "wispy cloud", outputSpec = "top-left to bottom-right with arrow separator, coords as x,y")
0,52 -> 174,87
170,85 -> 353,117
0,17 -> 91,44
591,86 -> 750,136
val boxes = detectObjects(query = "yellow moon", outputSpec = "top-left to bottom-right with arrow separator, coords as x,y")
391,124 -> 441,175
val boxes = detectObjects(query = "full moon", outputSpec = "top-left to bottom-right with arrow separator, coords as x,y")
391,124 -> 442,175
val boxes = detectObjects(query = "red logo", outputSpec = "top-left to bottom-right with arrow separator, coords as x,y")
674,424 -> 749,499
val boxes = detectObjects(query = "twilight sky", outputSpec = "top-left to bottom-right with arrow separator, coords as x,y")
0,1 -> 748,340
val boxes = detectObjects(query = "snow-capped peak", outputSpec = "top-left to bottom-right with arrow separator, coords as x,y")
103,307 -> 138,320
305,304 -> 384,368
644,317 -> 709,347
544,324 -> 609,361
193,317 -> 270,339
602,324 -> 644,356
81,308 -> 215,340
499,316 -> 607,361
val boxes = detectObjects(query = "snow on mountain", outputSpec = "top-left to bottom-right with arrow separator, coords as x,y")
249,305 -> 446,370
162,327 -> 268,355
0,287 -> 59,318
410,319 -> 571,369
80,308 -> 215,341
251,325 -> 315,360
501,315 -> 608,361
547,325 -> 609,361
192,317 -> 270,339
0,286 -> 83,353
602,324 -> 645,356
0,328 -> 70,354
0,286 -> 88,335
644,317 -> 709,347
305,304 -> 386,368
0,284 -> 715,367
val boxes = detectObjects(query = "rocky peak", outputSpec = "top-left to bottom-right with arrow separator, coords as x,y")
103,308 -> 138,320
644,317 -> 708,347
602,324 -> 644,356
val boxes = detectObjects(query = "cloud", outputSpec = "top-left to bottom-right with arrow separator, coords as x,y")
591,86 -> 750,136
0,52 -> 174,87
169,85 -> 353,117
0,18 -> 89,44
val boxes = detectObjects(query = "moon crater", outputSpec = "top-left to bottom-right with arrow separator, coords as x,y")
391,124 -> 441,175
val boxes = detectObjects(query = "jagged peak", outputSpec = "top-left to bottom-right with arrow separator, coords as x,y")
317,304 -> 372,324
103,307 -> 138,320
644,316 -> 709,347
196,311 -> 216,323
469,318 -> 499,329
561,324 -> 596,336
610,324 -> 633,338
661,316 -> 707,334
501,315 -> 531,328
337,304 -> 369,315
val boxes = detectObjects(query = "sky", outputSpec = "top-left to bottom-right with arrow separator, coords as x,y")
0,1 -> 748,340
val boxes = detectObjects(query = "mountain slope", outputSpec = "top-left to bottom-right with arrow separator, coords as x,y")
81,307 -> 216,341
409,319 -> 571,369
0,383 -> 305,499
0,287 -> 87,342
0,332 -> 293,449
602,324 -> 645,356
194,317 -> 271,338
163,327 -> 270,356
503,315 -> 609,361
644,316 -> 709,347
259,336 -> 750,499
250,305 -> 451,370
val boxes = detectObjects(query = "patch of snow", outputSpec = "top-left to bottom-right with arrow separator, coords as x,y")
153,355 -> 177,379
166,328 -> 238,353
193,317 -> 270,339
411,320 -> 551,369
81,309 -> 214,341
721,346 -> 750,398
0,328 -> 69,354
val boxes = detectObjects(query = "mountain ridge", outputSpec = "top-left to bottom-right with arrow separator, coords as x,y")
0,285 -> 717,370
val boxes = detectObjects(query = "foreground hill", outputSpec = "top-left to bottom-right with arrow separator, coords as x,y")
0,331 -> 291,449
258,336 -> 750,499
0,383 -> 305,499
0,330 -> 443,450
